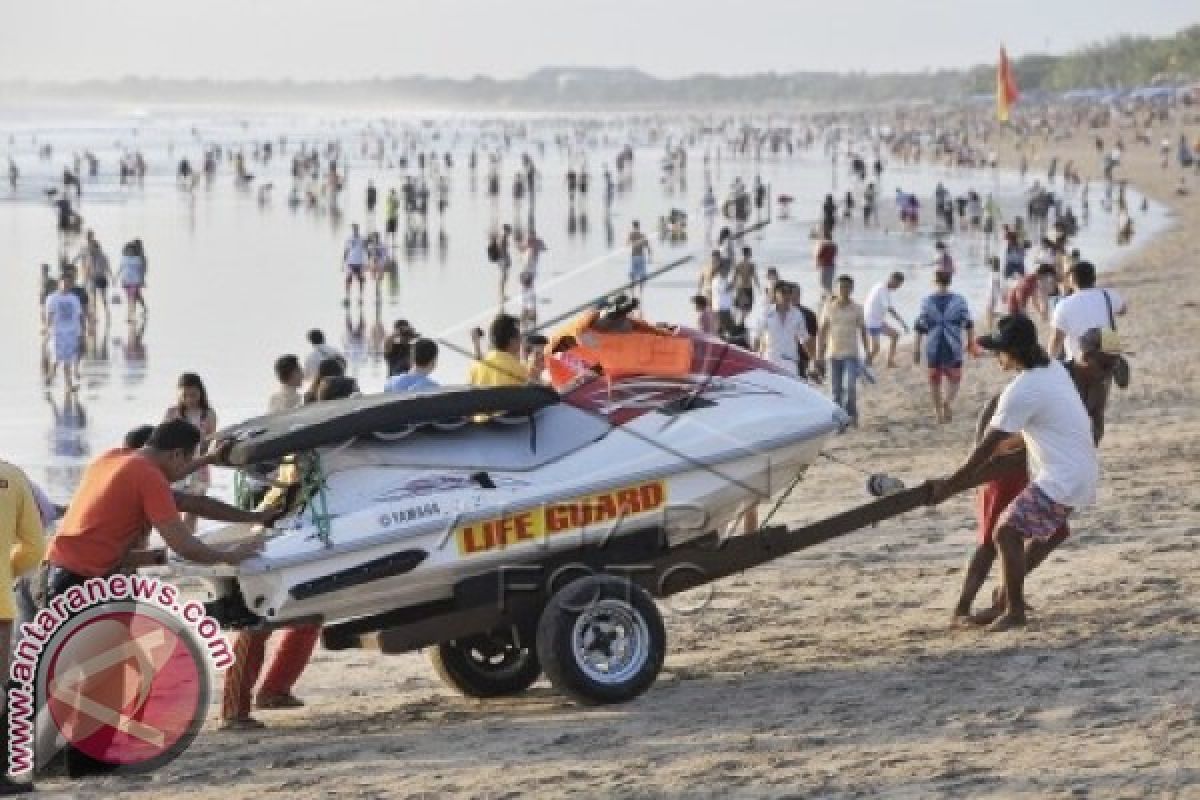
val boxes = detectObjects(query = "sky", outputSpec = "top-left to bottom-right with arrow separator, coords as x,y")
1,0 -> 1196,82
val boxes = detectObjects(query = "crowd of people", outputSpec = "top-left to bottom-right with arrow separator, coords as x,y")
5,98 -> 1179,792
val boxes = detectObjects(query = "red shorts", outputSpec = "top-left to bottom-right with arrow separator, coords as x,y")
976,468 -> 1070,545
928,366 -> 963,385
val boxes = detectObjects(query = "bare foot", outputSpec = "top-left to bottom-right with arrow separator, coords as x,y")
952,612 -> 976,628
986,613 -> 1027,632
982,586 -> 1034,619
969,605 -> 1004,626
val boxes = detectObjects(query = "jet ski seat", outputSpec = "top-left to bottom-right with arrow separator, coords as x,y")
322,404 -> 612,473
218,386 -> 562,467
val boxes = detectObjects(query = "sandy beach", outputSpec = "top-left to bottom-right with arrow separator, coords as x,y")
29,130 -> 1200,799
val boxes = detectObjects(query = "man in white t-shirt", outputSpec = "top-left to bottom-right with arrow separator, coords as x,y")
757,283 -> 810,375
44,271 -> 84,390
303,329 -> 344,381
1049,261 -> 1127,360
863,271 -> 908,367
932,314 -> 1098,632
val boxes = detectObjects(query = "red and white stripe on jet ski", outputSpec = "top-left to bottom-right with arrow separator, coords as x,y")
565,375 -> 778,424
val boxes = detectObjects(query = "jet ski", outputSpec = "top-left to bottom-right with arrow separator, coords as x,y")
174,300 -> 847,638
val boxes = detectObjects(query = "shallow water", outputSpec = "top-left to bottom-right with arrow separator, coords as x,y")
0,109 -> 1171,503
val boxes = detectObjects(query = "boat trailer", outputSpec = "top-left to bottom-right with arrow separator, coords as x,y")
313,456 -> 1021,706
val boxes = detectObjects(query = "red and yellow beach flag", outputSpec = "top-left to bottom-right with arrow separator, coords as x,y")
996,46 -> 1020,122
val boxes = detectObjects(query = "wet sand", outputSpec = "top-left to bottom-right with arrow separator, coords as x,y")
35,131 -> 1200,799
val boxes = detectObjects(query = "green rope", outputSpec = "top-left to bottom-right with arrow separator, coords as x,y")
297,452 -> 333,548
233,469 -> 252,510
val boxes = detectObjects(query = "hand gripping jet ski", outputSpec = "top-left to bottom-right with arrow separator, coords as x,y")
165,297 -> 975,705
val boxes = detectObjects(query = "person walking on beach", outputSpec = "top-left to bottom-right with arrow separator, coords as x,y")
814,232 -> 838,300
932,240 -> 955,278
117,239 -> 148,322
821,194 -> 837,239
731,246 -> 760,325
0,459 -> 46,795
983,256 -> 1006,333
790,283 -> 820,379
863,272 -> 907,368
757,282 -> 810,376
164,373 -> 218,533
343,223 -> 367,305
815,275 -> 870,425
702,185 -> 717,240
43,269 -> 85,391
913,271 -> 975,424
1049,261 -> 1127,361
628,220 -> 651,299
931,314 -> 1098,632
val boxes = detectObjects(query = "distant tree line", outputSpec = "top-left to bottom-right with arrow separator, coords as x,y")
5,25 -> 1198,110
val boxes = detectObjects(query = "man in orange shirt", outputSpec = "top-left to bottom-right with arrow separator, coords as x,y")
43,419 -> 270,778
45,418 -> 267,598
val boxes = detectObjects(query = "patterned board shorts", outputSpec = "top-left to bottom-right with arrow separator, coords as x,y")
997,483 -> 1073,541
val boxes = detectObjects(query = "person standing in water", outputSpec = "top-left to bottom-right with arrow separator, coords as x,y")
384,188 -> 400,247
343,223 -> 367,305
702,185 -> 718,241
75,229 -> 111,330
117,238 -> 149,322
43,269 -> 85,391
627,220 -> 652,299
163,373 -> 218,533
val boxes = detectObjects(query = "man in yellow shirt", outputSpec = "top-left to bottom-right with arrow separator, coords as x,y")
2,460 -> 46,795
468,313 -> 530,387
815,274 -> 871,424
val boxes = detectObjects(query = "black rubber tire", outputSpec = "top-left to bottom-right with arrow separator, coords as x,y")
536,575 -> 666,706
429,629 -> 541,698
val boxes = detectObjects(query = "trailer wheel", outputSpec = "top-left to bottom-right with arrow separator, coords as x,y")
429,628 -> 541,698
536,575 -> 666,706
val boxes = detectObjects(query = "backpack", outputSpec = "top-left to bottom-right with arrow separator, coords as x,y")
486,240 -> 500,263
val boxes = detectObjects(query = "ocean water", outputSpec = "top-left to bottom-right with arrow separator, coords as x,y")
0,109 -> 1170,503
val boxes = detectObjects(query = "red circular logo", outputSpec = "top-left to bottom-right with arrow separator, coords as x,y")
42,604 -> 209,769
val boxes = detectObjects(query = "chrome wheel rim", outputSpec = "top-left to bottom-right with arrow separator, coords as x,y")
571,599 -> 650,685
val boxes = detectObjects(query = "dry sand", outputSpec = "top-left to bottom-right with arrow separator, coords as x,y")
39,129 -> 1200,799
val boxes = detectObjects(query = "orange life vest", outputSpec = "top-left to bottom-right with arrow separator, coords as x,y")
547,311 -> 693,385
